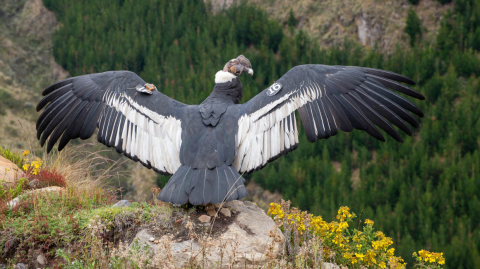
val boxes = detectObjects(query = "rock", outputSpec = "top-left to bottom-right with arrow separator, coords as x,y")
112,200 -> 130,207
36,253 -> 46,265
23,101 -> 34,109
7,186 -> 64,209
154,240 -> 159,244
28,178 -> 39,188
198,215 -> 211,223
324,262 -> 340,269
0,155 -> 21,188
13,264 -> 27,269
204,0 -> 237,13
148,237 -> 155,242
219,208 -> 231,217
131,200 -> 283,268
207,208 -> 216,217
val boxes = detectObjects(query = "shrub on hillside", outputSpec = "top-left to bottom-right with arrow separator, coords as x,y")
268,201 -> 445,269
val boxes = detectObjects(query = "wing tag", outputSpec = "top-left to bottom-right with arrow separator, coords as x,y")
266,82 -> 282,96
135,83 -> 156,95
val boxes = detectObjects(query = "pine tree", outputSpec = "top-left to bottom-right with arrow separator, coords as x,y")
287,9 -> 297,28
405,7 -> 422,47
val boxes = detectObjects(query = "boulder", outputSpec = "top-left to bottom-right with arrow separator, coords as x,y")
131,200 -> 284,268
0,155 -> 21,188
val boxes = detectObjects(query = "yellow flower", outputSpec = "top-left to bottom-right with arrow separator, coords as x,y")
22,164 -> 29,171
355,252 -> 365,261
365,219 -> 374,225
267,203 -> 284,219
22,150 -> 30,156
414,250 -> 445,265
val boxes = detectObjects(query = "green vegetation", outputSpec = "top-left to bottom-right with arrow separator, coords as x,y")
41,0 -> 480,267
0,147 -> 23,168
0,89 -> 21,116
0,147 -> 174,265
405,8 -> 422,47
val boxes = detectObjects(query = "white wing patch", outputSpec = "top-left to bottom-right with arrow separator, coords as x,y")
103,89 -> 182,174
234,82 -> 325,173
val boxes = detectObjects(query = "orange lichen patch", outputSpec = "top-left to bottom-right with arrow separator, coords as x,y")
145,83 -> 156,91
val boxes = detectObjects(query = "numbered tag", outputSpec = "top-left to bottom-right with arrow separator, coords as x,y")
266,82 -> 282,96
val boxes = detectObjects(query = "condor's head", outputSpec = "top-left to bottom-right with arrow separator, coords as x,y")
215,55 -> 254,84
223,55 -> 254,76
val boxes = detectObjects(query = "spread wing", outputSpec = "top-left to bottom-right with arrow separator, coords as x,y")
36,71 -> 186,175
234,65 -> 425,173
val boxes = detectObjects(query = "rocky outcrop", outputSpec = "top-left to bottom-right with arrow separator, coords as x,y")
131,200 -> 284,268
0,156 -> 20,188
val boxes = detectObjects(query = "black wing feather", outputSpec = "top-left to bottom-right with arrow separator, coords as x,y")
36,71 -> 186,175
237,64 -> 425,172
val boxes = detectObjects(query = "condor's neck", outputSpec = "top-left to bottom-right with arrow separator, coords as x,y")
204,71 -> 243,104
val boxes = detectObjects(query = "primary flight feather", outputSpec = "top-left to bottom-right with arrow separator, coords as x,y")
36,55 -> 424,205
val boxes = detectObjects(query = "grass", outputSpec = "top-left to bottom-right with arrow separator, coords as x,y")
0,145 -> 125,264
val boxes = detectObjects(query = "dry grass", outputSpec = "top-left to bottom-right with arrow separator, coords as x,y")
41,144 -> 127,192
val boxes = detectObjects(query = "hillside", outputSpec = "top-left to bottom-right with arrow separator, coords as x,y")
1,0 -> 480,268
0,0 -> 68,148
207,0 -> 451,53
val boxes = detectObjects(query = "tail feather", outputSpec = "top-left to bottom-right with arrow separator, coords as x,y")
158,164 -> 247,205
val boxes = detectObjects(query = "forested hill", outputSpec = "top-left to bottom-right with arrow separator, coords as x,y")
38,0 -> 480,267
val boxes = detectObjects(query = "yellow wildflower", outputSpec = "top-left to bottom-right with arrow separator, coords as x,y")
355,252 -> 365,261
364,219 -> 374,225
267,203 -> 284,219
414,250 -> 445,265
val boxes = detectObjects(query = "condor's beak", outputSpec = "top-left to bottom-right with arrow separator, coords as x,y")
245,67 -> 254,76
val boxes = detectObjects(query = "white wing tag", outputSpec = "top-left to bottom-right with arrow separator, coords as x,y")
266,82 -> 282,96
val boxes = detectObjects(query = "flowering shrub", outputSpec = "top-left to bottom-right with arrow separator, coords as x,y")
268,200 -> 445,269
413,250 -> 445,268
21,150 -> 42,176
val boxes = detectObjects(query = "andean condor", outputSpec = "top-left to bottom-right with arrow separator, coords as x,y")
36,55 -> 425,205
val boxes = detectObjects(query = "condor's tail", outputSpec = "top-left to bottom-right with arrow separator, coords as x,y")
158,164 -> 248,205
